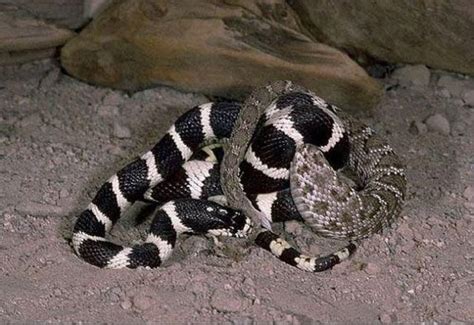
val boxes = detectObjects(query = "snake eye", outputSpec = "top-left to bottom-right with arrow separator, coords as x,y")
218,208 -> 228,215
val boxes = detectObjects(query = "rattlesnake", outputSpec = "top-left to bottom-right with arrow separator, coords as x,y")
72,80 -> 406,271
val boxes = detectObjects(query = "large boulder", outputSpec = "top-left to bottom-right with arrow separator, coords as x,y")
288,0 -> 474,76
60,0 -> 382,112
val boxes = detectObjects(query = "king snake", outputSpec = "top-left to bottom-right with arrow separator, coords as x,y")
72,80 -> 406,272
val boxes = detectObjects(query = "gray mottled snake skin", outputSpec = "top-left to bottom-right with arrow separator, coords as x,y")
221,81 -> 310,232
223,80 -> 406,241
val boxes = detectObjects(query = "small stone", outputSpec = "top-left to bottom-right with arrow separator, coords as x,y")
364,262 -> 381,275
15,201 -> 65,217
18,113 -> 42,128
181,236 -> 212,256
463,89 -> 474,107
210,289 -> 247,313
396,223 -> 413,240
113,122 -> 131,138
102,92 -> 124,106
120,299 -> 132,310
190,281 -> 209,294
379,313 -> 392,323
59,188 -> 69,199
39,67 -> 61,91
439,88 -> 451,98
366,63 -> 395,79
424,113 -> 450,135
97,105 -> 119,117
408,120 -> 427,135
285,221 -> 303,236
463,186 -> 474,202
392,64 -> 430,87
242,277 -> 254,287
132,294 -> 153,311
437,75 -> 465,97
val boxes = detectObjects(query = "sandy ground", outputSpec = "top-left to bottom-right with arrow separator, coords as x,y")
1,59 -> 473,323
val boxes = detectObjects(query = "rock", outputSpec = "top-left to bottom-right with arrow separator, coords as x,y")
0,4 -> 75,65
288,1 -> 474,76
132,294 -> 153,311
113,122 -> 131,138
424,113 -> 450,135
210,289 -> 247,313
462,89 -> 474,106
59,188 -> 69,199
391,65 -> 430,87
15,201 -> 66,217
463,186 -> 474,202
61,0 -> 382,113
408,120 -> 427,135
39,66 -> 61,91
396,223 -> 413,240
437,76 -> 466,98
181,236 -> 212,256
102,91 -> 124,106
120,299 -> 132,310
285,220 -> 303,236
364,262 -> 381,275
97,105 -> 119,117
379,313 -> 393,324
366,62 -> 396,79
438,88 -> 451,98
7,0 -> 85,29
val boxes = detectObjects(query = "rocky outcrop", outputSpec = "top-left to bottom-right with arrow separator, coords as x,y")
0,4 -> 75,65
61,0 -> 382,112
288,0 -> 474,76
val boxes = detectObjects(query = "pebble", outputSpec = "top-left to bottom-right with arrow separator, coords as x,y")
120,299 -> 132,310
59,188 -> 69,199
392,64 -> 430,87
438,88 -> 451,98
210,289 -> 247,313
366,63 -> 395,79
97,105 -> 119,117
15,201 -> 65,217
463,186 -> 474,202
232,317 -> 254,325
18,113 -> 42,128
132,294 -> 153,311
190,280 -> 210,294
379,313 -> 393,324
285,221 -> 303,236
437,75 -> 466,97
181,236 -> 212,256
102,92 -> 124,106
39,67 -> 61,91
396,223 -> 413,240
113,122 -> 131,138
463,89 -> 474,107
408,120 -> 427,135
424,113 -> 450,135
364,262 -> 381,275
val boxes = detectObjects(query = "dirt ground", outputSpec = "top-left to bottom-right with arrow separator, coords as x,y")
1,59 -> 473,323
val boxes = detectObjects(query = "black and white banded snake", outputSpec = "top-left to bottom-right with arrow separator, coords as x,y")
72,80 -> 406,272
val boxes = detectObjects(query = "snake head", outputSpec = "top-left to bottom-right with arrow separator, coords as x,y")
206,206 -> 252,238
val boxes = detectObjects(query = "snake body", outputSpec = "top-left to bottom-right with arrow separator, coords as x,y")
72,81 -> 406,272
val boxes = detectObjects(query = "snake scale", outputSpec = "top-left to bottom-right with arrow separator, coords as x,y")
72,80 -> 406,272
